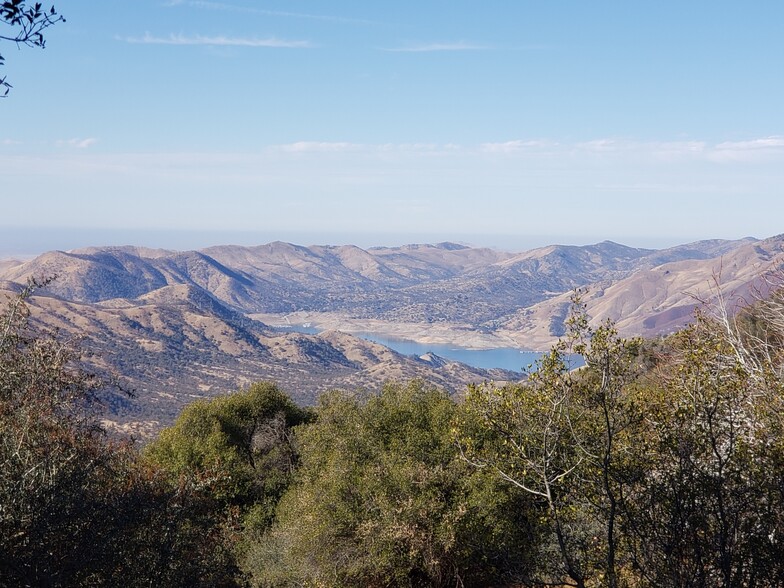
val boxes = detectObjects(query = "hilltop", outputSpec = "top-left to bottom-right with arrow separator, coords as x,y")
2,234 -> 781,435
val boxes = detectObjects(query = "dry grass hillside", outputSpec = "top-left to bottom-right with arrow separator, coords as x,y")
0,282 -> 515,438
2,235 -> 780,435
499,236 -> 784,348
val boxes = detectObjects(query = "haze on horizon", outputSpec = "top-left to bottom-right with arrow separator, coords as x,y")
0,226 -> 756,260
2,1 -> 783,253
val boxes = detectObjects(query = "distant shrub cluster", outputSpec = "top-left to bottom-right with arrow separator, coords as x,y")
3,285 -> 784,587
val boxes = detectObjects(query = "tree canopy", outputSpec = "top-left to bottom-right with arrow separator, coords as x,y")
4,280 -> 784,586
245,381 -> 535,587
0,282 -> 241,586
458,292 -> 784,587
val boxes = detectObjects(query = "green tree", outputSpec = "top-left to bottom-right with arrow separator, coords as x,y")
0,281 -> 241,586
458,293 -> 647,587
247,380 -> 535,587
460,288 -> 784,588
145,381 -> 312,534
621,311 -> 784,587
1,1 -> 64,96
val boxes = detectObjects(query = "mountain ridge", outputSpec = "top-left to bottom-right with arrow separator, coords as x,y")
2,236 -> 773,342
2,282 -> 513,437
3,235 -> 781,435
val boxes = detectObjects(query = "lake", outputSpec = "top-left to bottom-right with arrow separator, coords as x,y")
276,324 -> 565,373
353,333 -> 540,373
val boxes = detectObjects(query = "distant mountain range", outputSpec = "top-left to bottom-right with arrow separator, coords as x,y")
2,234 -> 782,436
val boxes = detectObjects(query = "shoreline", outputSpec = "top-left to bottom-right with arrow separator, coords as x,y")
249,311 -> 550,352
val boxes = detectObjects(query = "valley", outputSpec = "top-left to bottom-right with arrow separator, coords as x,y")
1,234 -> 782,436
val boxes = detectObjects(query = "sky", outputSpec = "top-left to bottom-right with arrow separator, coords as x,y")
1,1 -> 783,255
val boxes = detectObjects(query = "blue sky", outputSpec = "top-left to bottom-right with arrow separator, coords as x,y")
1,1 -> 783,254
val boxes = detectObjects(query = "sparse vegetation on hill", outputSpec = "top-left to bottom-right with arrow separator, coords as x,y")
0,279 -> 514,437
3,273 -> 784,586
0,281 -> 241,586
2,236 -> 782,436
1,237 -> 772,347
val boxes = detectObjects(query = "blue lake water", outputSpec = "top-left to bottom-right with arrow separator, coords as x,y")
276,324 -> 562,373
353,333 -> 540,374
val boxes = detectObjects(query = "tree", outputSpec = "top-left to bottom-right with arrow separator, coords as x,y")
145,381 -> 313,534
247,381 -> 535,587
460,287 -> 784,587
0,278 -> 107,581
458,293 -> 647,587
1,0 -> 64,96
0,281 -> 242,586
621,310 -> 784,587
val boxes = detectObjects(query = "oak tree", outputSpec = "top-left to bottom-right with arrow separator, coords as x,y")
1,0 -> 64,96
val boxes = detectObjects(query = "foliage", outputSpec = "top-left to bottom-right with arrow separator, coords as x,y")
0,281 -> 241,586
459,292 -> 646,587
246,381 -> 535,587
145,381 -> 313,533
621,312 -> 784,587
459,289 -> 784,588
5,274 -> 784,586
0,0 -> 64,96
1,279 -> 105,582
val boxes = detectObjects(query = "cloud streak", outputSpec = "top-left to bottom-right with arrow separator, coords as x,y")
274,142 -> 464,155
715,137 -> 784,151
480,140 -> 555,153
165,0 -> 376,25
8,136 -> 784,165
119,32 -> 312,48
279,142 -> 363,153
56,138 -> 99,149
270,137 -> 784,164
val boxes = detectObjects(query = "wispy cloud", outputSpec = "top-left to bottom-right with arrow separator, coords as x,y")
164,0 -> 376,25
577,139 -> 623,153
480,140 -> 554,153
267,137 -> 784,164
571,139 -> 710,162
119,32 -> 312,48
57,138 -> 99,149
715,137 -> 784,151
565,137 -> 784,164
279,142 -> 363,153
709,136 -> 784,163
384,42 -> 488,53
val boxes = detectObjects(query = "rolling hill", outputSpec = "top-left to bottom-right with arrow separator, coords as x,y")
2,234 -> 781,436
